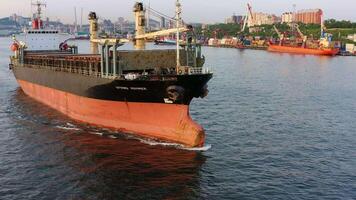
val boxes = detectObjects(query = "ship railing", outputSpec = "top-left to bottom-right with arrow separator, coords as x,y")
188,67 -> 212,75
19,56 -> 213,79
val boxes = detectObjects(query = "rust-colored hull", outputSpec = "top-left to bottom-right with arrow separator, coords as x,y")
17,79 -> 205,147
268,45 -> 339,56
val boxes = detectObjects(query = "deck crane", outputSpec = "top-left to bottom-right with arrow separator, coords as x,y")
89,1 -> 196,70
241,3 -> 253,33
294,24 -> 304,38
291,23 -> 307,47
273,25 -> 284,45
90,2 -> 190,50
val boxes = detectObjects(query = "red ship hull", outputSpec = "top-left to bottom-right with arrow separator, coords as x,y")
268,44 -> 339,56
17,79 -> 205,147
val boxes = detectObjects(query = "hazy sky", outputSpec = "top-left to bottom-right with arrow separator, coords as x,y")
1,0 -> 355,24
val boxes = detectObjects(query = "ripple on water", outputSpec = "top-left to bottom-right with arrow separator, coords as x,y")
1,38 -> 356,199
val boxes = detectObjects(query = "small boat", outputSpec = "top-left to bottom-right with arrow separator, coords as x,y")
154,38 -> 176,45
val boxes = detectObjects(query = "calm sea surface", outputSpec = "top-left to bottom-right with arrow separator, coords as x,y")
0,37 -> 356,200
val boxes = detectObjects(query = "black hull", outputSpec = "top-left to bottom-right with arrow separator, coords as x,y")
12,65 -> 212,105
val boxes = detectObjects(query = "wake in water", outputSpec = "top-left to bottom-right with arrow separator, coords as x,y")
57,122 -> 211,151
89,132 -> 104,136
134,137 -> 212,152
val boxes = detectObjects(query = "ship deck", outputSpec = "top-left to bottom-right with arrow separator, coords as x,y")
11,49 -> 208,80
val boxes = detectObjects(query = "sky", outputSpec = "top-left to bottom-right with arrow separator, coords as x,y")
0,0 -> 355,24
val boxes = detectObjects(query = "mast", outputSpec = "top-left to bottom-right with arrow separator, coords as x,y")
80,8 -> 83,32
291,4 -> 296,35
175,0 -> 181,67
31,0 -> 46,29
320,11 -> 324,37
74,7 -> 78,34
292,4 -> 296,22
147,0 -> 151,32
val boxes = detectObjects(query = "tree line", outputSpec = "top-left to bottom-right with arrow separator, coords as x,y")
324,19 -> 356,29
195,19 -> 355,42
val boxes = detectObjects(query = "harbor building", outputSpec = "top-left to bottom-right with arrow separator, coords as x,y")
294,9 -> 323,24
225,15 -> 244,24
248,12 -> 280,26
281,12 -> 293,23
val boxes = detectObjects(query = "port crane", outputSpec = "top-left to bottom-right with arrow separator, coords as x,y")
241,3 -> 253,33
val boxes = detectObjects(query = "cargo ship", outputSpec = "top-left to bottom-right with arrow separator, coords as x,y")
268,44 -> 339,56
9,1 -> 213,147
268,24 -> 339,56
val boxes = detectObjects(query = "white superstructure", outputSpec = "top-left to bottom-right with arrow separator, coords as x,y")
16,1 -> 72,51
17,29 -> 71,51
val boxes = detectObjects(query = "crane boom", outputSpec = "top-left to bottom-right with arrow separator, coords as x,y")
247,3 -> 253,20
241,3 -> 253,32
241,15 -> 247,32
91,38 -> 130,45
273,25 -> 282,39
295,24 -> 304,38
135,27 -> 189,39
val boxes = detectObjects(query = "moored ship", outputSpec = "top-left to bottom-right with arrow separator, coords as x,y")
9,1 -> 213,147
268,24 -> 339,56
268,44 -> 339,56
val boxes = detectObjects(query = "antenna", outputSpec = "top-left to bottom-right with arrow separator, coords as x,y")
30,0 -> 33,19
292,4 -> 297,34
292,4 -> 296,22
31,0 -> 46,29
320,10 -> 324,37
175,0 -> 181,68
147,0 -> 151,31
31,0 -> 46,18
80,8 -> 83,32
74,7 -> 78,34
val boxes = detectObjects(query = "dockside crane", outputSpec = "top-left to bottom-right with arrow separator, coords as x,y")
241,3 -> 253,33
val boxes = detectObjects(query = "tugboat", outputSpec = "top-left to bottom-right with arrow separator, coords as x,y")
9,1 -> 213,147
